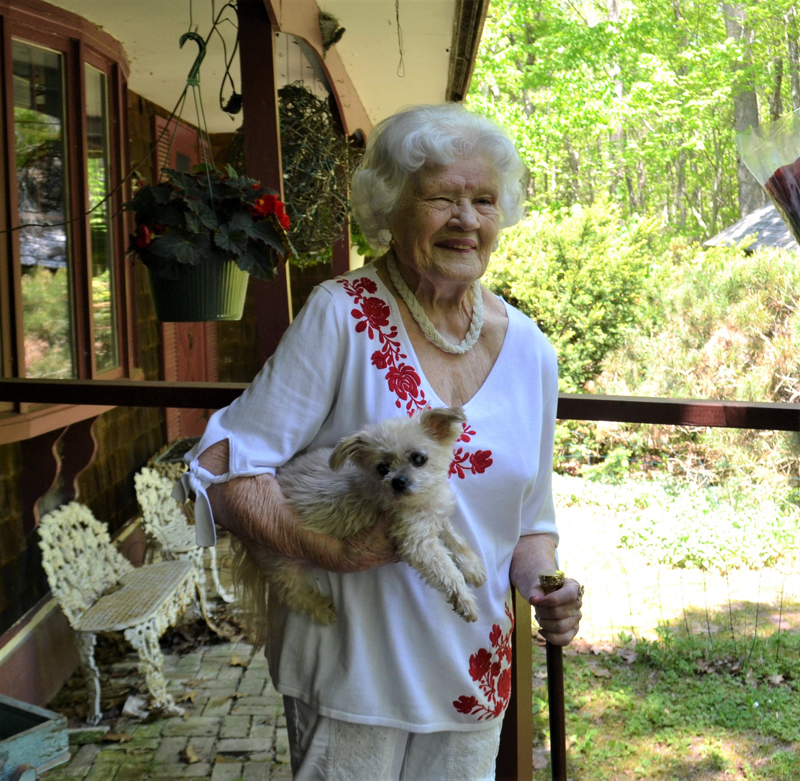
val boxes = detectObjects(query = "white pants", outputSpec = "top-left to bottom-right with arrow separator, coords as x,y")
284,696 -> 503,781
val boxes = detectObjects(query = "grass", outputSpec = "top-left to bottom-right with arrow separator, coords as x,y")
532,624 -> 800,780
537,474 -> 800,779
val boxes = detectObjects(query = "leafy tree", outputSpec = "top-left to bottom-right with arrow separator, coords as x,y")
485,200 -> 663,390
468,0 -> 800,235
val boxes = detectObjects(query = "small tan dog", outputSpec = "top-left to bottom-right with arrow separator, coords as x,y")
232,407 -> 486,647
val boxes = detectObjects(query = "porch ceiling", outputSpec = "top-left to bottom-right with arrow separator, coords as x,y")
45,0 -> 466,133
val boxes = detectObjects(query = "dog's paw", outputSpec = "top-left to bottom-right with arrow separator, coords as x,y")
449,591 -> 479,623
305,596 -> 338,625
461,558 -> 487,588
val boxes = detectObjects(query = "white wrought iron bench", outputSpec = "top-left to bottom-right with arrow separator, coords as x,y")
134,466 -> 234,607
38,503 -> 198,725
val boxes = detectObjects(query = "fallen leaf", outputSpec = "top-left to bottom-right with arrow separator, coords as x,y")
184,678 -> 211,687
768,674 -> 785,686
616,648 -> 638,664
181,746 -> 203,764
102,732 -> 133,743
230,654 -> 250,668
232,692 -> 250,699
176,690 -> 197,703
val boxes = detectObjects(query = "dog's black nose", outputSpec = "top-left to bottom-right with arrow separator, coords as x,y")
391,476 -> 408,493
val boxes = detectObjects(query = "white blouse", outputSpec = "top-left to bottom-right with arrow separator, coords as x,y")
183,263 -> 559,732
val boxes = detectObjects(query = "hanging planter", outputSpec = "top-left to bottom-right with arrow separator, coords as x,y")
124,165 -> 293,322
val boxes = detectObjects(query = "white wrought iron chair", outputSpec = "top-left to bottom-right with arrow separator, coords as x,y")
134,466 -> 234,605
38,503 -> 198,725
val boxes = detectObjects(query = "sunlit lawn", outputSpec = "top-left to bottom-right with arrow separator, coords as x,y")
536,477 -> 800,780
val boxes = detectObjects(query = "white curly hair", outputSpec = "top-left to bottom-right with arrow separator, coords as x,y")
350,103 -> 526,251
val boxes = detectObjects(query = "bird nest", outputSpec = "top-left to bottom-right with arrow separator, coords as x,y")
227,83 -> 363,266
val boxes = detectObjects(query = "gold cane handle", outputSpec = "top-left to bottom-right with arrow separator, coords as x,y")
539,570 -> 567,781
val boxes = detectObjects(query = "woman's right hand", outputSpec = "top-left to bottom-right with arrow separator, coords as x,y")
199,440 -> 399,573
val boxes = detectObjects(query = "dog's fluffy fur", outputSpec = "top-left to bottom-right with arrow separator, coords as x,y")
232,407 -> 487,647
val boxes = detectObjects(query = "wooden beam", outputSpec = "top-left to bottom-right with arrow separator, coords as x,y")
557,393 -> 800,432
496,589 -> 533,781
264,0 -> 371,136
238,0 -> 292,362
447,0 -> 491,102
2,382 -> 799,432
0,378 -> 247,410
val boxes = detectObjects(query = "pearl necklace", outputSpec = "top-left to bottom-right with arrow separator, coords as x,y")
386,254 -> 483,355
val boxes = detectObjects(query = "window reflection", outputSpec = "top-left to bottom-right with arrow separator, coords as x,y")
13,41 -> 74,378
86,65 -> 118,373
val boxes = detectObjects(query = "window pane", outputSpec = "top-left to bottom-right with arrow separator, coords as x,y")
85,65 -> 118,373
13,41 -> 74,378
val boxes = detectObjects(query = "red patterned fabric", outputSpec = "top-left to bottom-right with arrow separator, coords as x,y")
452,603 -> 515,720
339,277 -> 495,485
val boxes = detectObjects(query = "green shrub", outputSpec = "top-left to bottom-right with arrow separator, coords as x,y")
486,200 -> 664,391
591,242 -> 800,493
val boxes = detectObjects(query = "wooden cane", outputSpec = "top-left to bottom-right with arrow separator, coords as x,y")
540,571 -> 567,781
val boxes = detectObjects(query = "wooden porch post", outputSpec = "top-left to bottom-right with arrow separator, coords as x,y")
237,0 -> 292,362
496,589 -> 533,781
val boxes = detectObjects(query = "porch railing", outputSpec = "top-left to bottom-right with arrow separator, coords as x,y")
2,377 -> 799,781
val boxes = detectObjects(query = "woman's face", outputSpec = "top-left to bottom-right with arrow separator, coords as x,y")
389,155 -> 502,287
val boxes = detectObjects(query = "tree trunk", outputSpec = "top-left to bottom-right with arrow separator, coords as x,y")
723,2 -> 766,218
787,7 -> 800,112
769,57 -> 784,121
606,0 -> 625,200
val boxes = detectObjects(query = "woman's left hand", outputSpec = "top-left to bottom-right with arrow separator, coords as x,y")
528,578 -> 583,646
510,533 -> 583,646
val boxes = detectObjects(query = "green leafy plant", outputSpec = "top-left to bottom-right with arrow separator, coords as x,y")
485,200 -> 663,391
124,166 -> 293,280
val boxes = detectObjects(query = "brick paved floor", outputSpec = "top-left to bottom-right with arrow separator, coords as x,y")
42,638 -> 292,781
41,536 -> 292,781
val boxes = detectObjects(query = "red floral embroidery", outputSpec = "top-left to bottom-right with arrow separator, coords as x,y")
453,603 -> 515,720
339,277 -> 428,412
449,423 -> 494,478
338,276 -> 494,479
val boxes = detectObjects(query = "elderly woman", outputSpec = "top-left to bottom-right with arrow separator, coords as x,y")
186,103 -> 582,780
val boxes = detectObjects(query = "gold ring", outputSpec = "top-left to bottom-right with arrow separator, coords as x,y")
578,585 -> 585,600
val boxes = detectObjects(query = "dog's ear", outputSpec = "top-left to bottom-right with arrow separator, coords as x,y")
329,434 -> 368,471
419,406 -> 467,443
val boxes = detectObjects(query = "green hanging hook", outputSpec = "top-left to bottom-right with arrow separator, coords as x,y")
179,31 -> 206,87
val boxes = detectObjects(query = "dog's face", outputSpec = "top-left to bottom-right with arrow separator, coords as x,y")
329,407 -> 466,503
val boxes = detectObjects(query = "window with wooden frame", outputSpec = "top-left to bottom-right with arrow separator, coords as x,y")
0,1 -> 137,435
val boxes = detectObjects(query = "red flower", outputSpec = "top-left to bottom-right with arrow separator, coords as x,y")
356,279 -> 378,295
250,194 -> 278,218
453,696 -> 479,715
359,297 -> 391,330
136,224 -> 152,248
469,648 -> 492,681
453,603 -> 514,721
279,212 -> 291,230
371,350 -> 388,370
386,364 -> 421,400
497,668 -> 512,703
470,450 -> 494,474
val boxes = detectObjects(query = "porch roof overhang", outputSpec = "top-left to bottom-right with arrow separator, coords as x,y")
44,0 -> 489,135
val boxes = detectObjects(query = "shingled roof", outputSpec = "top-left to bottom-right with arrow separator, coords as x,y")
705,203 -> 799,253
